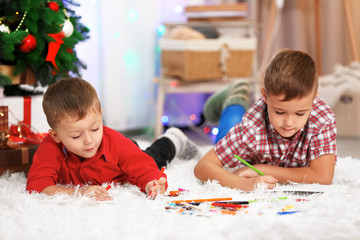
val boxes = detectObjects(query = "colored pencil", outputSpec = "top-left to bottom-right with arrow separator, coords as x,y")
148,166 -> 165,197
211,202 -> 248,209
179,202 -> 202,210
234,155 -> 265,176
105,185 -> 111,191
170,197 -> 232,204
214,201 -> 251,205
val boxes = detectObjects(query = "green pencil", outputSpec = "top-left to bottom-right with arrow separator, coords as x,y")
234,155 -> 265,176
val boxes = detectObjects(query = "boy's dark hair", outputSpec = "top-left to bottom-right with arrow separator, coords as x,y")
43,77 -> 101,129
264,49 -> 318,101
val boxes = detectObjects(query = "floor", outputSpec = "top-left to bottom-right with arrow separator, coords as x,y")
131,127 -> 360,159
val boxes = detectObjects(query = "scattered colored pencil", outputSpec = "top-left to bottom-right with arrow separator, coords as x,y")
211,202 -> 249,209
105,185 -> 111,191
148,166 -> 165,197
234,155 -> 265,176
277,211 -> 300,215
170,197 -> 232,204
180,202 -> 202,210
215,201 -> 252,205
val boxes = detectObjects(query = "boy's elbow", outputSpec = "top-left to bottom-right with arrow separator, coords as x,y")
193,162 -> 203,181
307,174 -> 333,185
318,177 -> 333,185
194,159 -> 211,182
317,170 -> 335,185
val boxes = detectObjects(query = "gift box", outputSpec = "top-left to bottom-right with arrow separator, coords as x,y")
0,65 -> 36,85
0,144 -> 39,176
159,37 -> 256,81
0,94 -> 49,134
0,106 -> 9,148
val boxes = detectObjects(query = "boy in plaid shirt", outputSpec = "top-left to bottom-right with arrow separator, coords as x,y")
194,49 -> 337,191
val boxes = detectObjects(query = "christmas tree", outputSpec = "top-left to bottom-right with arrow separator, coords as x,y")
0,0 -> 89,87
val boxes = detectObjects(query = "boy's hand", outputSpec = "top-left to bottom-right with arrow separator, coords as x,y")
233,169 -> 278,190
146,177 -> 167,199
82,186 -> 113,201
233,167 -> 259,178
253,175 -> 278,190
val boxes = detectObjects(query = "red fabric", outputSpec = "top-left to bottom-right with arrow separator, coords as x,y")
26,126 -> 166,193
46,33 -> 64,71
214,97 -> 337,168
23,96 -> 31,126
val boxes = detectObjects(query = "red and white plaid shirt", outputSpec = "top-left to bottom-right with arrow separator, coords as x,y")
214,97 -> 337,168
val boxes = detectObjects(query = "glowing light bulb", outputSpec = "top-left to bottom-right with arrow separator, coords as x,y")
174,5 -> 183,13
203,127 -> 210,133
212,127 -> 219,136
128,11 -> 138,22
157,24 -> 165,36
123,51 -> 138,70
161,115 -> 169,124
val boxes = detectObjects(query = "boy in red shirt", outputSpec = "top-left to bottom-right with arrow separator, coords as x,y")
26,78 -> 199,200
194,49 -> 337,191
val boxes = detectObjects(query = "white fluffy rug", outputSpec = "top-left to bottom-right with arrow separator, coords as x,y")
1,142 -> 360,240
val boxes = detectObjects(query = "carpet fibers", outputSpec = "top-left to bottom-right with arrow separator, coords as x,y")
1,143 -> 360,240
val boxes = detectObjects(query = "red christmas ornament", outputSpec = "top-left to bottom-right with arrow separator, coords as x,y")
66,48 -> 73,54
19,34 -> 37,53
48,1 -> 59,12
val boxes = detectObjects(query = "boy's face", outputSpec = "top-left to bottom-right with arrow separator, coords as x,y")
262,89 -> 314,139
49,109 -> 103,159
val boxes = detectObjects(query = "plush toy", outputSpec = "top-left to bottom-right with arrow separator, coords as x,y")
169,26 -> 206,40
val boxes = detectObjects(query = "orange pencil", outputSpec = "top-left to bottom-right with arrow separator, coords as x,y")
148,167 -> 165,197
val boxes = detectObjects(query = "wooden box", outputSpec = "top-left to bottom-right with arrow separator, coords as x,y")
333,90 -> 360,137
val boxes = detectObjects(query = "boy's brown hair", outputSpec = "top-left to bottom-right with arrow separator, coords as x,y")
264,49 -> 318,101
43,77 -> 101,129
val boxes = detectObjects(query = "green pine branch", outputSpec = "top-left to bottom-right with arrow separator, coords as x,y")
0,0 -> 89,87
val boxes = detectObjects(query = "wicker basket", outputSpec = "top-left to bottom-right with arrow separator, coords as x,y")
159,38 -> 256,81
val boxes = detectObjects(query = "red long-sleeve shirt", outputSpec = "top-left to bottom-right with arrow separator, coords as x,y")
26,126 -> 166,193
